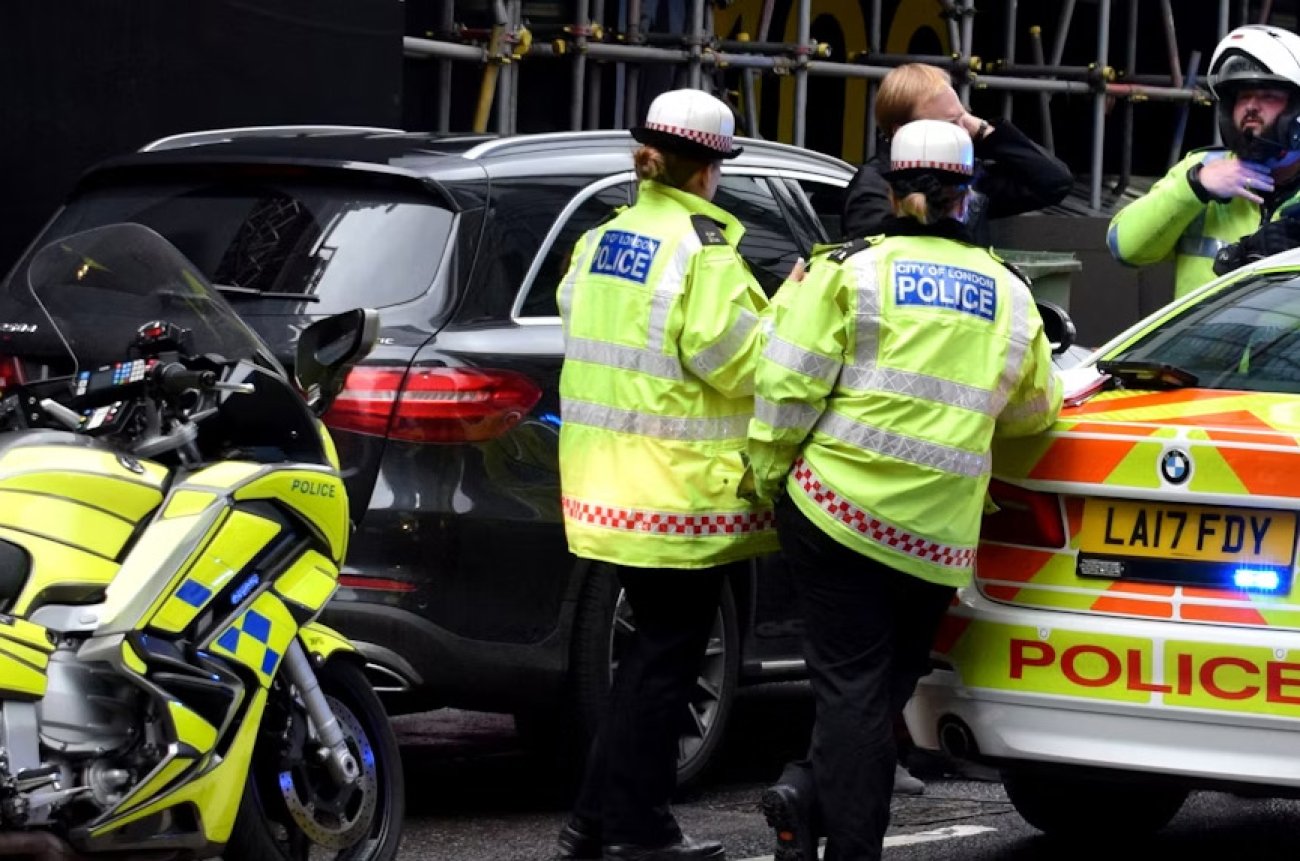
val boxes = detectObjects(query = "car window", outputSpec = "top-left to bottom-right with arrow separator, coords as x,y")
1112,272 -> 1300,393
13,178 -> 456,316
516,180 -> 634,318
710,175 -> 806,296
789,178 -> 847,242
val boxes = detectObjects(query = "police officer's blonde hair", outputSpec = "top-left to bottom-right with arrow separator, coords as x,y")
634,146 -> 711,189
887,181 -> 968,226
876,64 -> 953,136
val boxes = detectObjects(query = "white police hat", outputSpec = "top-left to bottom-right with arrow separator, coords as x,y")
631,88 -> 744,160
884,119 -> 975,182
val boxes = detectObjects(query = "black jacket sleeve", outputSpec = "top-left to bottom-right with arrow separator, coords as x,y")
840,153 -> 891,240
974,120 -> 1074,218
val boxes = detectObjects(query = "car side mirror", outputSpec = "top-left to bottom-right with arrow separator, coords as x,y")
295,309 -> 380,415
1036,300 -> 1076,356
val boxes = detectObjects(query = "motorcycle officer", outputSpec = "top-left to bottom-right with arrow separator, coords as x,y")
553,87 -> 783,861
748,119 -> 1062,861
1109,24 -> 1300,295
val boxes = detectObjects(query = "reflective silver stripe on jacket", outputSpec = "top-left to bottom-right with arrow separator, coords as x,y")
558,232 -> 596,325
763,335 -> 841,385
562,398 -> 748,440
849,254 -> 882,368
647,238 -> 698,352
838,366 -> 997,415
1000,371 -> 1060,426
563,495 -> 776,535
814,412 -> 990,477
1177,212 -> 1228,259
791,458 -> 976,569
991,282 -> 1032,415
755,395 -> 821,432
689,308 -> 759,379
564,337 -> 683,380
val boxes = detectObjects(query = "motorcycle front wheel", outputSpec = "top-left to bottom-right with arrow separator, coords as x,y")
229,658 -> 405,861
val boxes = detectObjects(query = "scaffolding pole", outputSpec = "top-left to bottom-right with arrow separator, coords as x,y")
406,0 -> 1222,214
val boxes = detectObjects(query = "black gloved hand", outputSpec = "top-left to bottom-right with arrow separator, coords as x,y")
1213,203 -> 1300,276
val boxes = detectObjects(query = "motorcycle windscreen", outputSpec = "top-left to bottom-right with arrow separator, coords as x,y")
20,222 -> 283,378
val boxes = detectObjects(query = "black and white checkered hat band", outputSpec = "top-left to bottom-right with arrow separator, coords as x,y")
644,121 -> 733,154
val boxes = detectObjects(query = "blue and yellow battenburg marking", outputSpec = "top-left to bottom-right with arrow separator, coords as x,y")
209,591 -> 299,686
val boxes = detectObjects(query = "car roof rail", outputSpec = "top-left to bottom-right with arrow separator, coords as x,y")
459,129 -> 852,170
460,130 -> 629,160
139,124 -> 407,153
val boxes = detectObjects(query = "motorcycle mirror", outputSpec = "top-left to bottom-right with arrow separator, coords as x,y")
295,309 -> 380,415
1036,300 -> 1076,356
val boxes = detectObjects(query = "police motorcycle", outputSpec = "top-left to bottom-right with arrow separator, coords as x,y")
0,224 -> 403,859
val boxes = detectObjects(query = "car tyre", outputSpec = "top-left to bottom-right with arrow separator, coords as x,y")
1002,768 -> 1187,839
566,564 -> 740,791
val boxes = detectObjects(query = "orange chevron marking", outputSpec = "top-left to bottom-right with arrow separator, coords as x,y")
976,544 -> 1055,583
932,614 -> 971,654
1091,595 -> 1173,618
1028,438 -> 1138,483
1216,447 -> 1300,497
1106,581 -> 1175,596
1205,428 -> 1300,446
1182,603 -> 1268,625
1155,410 -> 1276,431
1064,422 -> 1163,436
981,584 -> 1022,601
1069,389 -> 1231,415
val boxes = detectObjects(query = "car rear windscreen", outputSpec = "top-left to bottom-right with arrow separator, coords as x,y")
13,174 -> 456,315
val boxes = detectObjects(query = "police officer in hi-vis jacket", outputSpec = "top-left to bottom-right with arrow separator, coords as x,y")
553,88 -> 800,861
748,119 -> 1062,861
1109,24 -> 1300,296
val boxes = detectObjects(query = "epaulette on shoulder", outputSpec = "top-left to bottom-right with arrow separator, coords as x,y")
691,214 -> 729,246
827,235 -> 880,264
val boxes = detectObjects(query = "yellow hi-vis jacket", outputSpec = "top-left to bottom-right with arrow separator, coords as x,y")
557,179 -> 780,569
747,231 -> 1062,587
1108,149 -> 1300,298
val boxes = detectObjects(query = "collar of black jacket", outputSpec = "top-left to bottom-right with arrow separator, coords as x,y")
879,215 -> 975,244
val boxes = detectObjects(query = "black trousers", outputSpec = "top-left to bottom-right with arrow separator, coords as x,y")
573,565 -> 725,846
776,495 -> 955,861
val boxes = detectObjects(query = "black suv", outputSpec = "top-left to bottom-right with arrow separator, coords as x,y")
3,126 -> 854,783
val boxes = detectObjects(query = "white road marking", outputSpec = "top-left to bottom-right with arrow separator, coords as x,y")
738,824 -> 997,860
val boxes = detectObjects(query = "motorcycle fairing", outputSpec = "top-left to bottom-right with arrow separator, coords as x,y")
0,438 -> 168,616
0,614 -> 54,699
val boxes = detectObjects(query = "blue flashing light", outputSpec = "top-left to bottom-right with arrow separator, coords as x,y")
1233,568 -> 1283,592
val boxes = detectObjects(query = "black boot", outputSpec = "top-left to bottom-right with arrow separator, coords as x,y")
602,835 -> 725,861
555,817 -> 602,860
760,762 -> 819,861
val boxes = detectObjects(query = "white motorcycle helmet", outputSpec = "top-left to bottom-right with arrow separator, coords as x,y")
631,88 -> 744,161
1208,24 -> 1300,160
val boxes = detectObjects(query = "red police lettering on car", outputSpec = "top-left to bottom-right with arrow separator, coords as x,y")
1008,638 -> 1300,704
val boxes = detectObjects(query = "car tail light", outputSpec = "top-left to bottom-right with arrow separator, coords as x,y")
0,356 -> 24,393
981,479 -> 1066,548
324,365 -> 542,443
338,575 -> 418,593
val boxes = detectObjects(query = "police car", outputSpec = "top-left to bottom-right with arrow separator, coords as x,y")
908,247 -> 1300,837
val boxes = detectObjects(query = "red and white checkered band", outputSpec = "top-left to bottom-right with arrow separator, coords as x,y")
791,458 -> 975,569
889,159 -> 974,175
644,121 -> 733,154
562,496 -> 774,536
